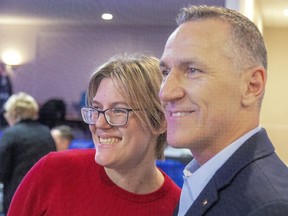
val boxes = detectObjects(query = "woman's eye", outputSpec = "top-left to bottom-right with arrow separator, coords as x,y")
113,108 -> 126,114
93,107 -> 102,111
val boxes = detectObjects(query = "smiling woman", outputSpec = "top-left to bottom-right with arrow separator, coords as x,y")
7,53 -> 180,216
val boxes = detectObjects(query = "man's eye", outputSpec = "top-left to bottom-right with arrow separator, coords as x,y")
162,68 -> 170,77
187,68 -> 197,74
186,68 -> 201,77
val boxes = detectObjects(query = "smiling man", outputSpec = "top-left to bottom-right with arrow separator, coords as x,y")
159,5 -> 288,216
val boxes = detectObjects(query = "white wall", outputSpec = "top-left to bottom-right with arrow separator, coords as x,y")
1,8 -> 287,164
0,24 -> 175,115
261,27 -> 288,164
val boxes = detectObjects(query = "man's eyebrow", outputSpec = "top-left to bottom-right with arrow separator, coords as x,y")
159,61 -> 168,68
159,60 -> 198,70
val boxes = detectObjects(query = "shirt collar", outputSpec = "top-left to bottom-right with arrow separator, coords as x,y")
183,126 -> 261,201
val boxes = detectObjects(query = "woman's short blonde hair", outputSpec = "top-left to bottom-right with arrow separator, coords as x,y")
87,53 -> 166,159
4,92 -> 39,123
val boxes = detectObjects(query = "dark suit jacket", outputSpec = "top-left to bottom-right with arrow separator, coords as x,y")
174,129 -> 288,216
0,119 -> 56,214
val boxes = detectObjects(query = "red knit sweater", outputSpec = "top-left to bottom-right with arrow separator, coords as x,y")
8,149 -> 180,216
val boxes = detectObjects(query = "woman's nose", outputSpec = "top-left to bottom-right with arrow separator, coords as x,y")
95,113 -> 111,128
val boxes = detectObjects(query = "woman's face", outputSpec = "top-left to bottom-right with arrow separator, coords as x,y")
89,77 -> 158,170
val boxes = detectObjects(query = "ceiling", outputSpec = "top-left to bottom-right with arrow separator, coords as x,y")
0,0 -> 287,28
0,0 -> 224,26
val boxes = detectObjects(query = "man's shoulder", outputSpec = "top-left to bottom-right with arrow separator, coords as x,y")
189,153 -> 288,216
215,152 -> 288,214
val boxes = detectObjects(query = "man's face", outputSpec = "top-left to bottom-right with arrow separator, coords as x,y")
159,19 -> 246,158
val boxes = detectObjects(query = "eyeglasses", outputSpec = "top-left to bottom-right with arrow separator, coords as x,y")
81,107 -> 136,126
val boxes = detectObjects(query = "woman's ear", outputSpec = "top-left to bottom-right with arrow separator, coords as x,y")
152,117 -> 167,136
241,66 -> 266,107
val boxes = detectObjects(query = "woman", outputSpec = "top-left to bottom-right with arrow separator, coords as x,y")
8,54 -> 180,216
0,92 -> 56,215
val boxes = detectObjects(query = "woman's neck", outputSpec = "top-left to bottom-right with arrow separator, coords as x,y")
105,164 -> 164,194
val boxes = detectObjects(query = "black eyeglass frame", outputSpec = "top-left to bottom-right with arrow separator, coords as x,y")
81,107 -> 136,127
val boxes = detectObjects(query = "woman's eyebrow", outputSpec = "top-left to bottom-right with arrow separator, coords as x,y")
91,101 -> 128,107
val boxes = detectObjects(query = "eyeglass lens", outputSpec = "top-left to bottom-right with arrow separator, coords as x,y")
82,108 -> 129,126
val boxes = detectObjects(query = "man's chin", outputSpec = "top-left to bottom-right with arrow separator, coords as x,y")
167,137 -> 189,149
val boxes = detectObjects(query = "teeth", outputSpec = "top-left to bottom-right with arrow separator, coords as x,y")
99,137 -> 121,144
170,112 -> 191,117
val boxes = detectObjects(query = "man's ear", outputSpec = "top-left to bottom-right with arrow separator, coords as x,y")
241,66 -> 266,107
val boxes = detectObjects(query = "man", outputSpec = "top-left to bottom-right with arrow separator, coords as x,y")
51,125 -> 74,151
159,5 -> 288,216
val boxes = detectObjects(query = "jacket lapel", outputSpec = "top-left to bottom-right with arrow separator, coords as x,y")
184,129 -> 274,215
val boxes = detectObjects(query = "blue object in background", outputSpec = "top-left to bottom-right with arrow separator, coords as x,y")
69,139 -> 94,149
68,139 -> 186,187
157,159 -> 185,187
80,91 -> 87,107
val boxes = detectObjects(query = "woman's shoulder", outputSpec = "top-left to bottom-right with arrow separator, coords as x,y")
44,149 -> 96,165
30,149 -> 98,181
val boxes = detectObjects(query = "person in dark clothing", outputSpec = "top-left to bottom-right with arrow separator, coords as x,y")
0,62 -> 13,129
38,99 -> 66,129
0,92 -> 56,214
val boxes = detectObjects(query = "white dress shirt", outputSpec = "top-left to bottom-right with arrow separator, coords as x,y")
178,127 -> 261,216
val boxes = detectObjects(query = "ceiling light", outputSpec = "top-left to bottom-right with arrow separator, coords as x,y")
101,13 -> 113,20
1,50 -> 23,66
284,9 -> 288,16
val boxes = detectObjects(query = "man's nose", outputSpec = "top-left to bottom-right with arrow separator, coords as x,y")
159,70 -> 185,102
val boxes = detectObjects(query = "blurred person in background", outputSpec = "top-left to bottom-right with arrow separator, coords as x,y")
8,53 -> 180,216
0,62 -> 13,129
0,92 -> 56,215
51,125 -> 74,151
